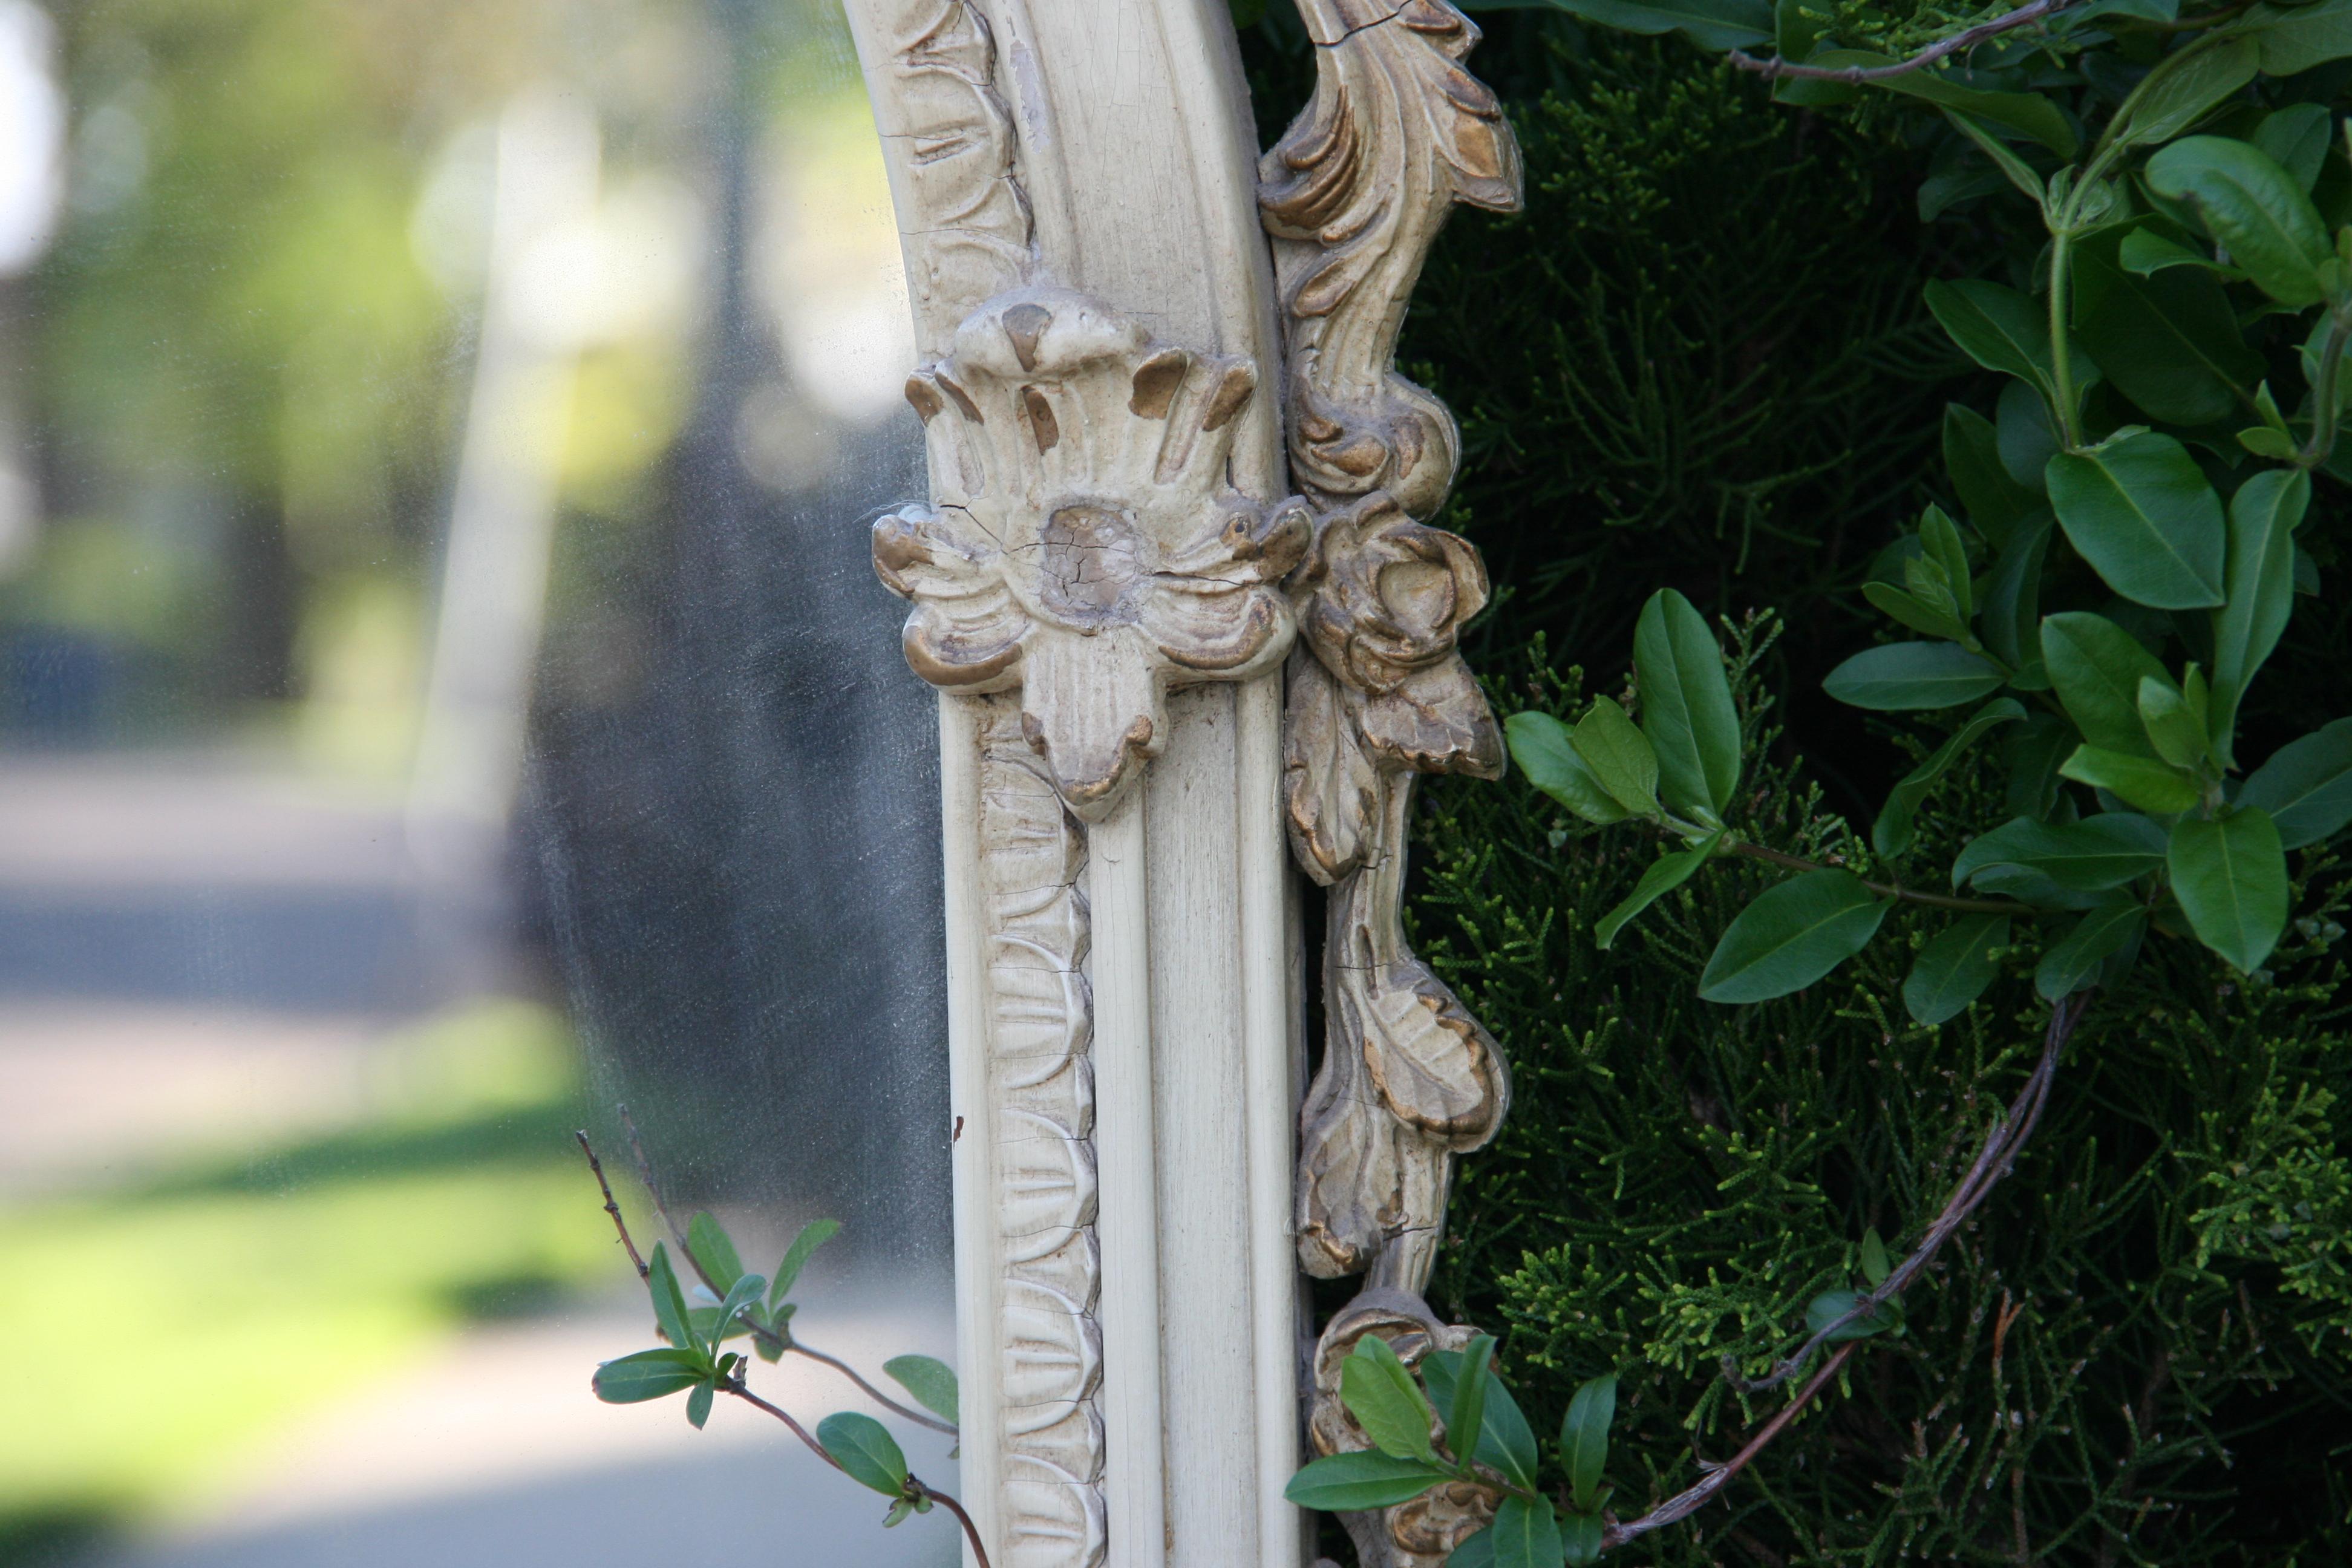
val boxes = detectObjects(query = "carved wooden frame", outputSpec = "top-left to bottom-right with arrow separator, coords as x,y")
841,3 -> 1518,1564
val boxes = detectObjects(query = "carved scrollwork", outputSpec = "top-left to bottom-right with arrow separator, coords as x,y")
875,287 -> 1310,819
890,0 -> 1035,327
1263,4 -> 1523,1561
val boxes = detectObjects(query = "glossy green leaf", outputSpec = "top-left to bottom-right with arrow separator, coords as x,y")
2043,611 -> 2172,755
1285,1449 -> 1453,1511
2118,226 -> 2238,279
1508,711 -> 1630,825
1489,1494 -> 1567,1568
1924,278 -> 2058,402
1998,379 -> 2060,492
2045,431 -> 2226,611
686,1213 -> 745,1292
710,1271 -> 768,1344
2255,103 -> 2333,194
592,1347 -> 708,1404
2169,807 -> 2290,971
2007,712 -> 2077,818
1979,515 -> 2051,672
1561,1510 -> 1606,1568
648,1243 -> 697,1353
1535,0 -> 1772,48
1865,581 -> 1972,642
1422,1349 -> 1540,1490
883,1354 -> 960,1426
2146,136 -> 2334,308
1571,696 -> 1661,817
1919,505 -> 1974,619
1945,403 -> 2040,542
2110,33 -> 2258,148
882,1497 -> 915,1529
769,1218 -> 840,1310
1875,699 -> 2027,857
1699,871 -> 1890,1004
1562,1374 -> 1617,1513
1443,1336 -> 1494,1471
818,1411 -> 910,1497
1341,1332 -> 1440,1464
685,1379 -> 714,1429
1861,1227 -> 1892,1287
2072,241 -> 2261,427
2060,744 -> 2202,813
1633,588 -> 1741,818
2035,901 -> 2145,999
1823,642 -> 2006,711
2210,468 -> 2308,760
1596,831 -> 1725,949
1448,1526 -> 1498,1568
1808,51 -> 2079,153
1806,1289 -> 1900,1342
1904,914 -> 2012,1025
2245,0 -> 2352,77
2137,676 -> 2210,771
1944,109 -> 2046,205
2241,719 -> 2352,847
1953,812 -> 2167,890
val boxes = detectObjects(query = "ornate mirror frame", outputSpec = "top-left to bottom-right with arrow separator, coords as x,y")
840,4 -> 1520,1563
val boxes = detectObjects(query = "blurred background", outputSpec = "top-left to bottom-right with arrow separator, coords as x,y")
0,0 -> 957,1563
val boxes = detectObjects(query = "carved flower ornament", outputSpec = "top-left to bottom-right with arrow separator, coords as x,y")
874,288 -> 1311,819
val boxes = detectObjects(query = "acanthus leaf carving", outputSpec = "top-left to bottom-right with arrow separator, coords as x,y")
877,287 -> 1310,820
1264,5 -> 1522,1564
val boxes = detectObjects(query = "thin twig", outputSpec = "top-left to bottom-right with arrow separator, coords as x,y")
1733,991 -> 2089,1394
1729,841 -> 2036,916
911,1476 -> 996,1568
577,1129 -> 648,1279
725,1379 -> 993,1568
1727,0 -> 2065,83
1602,1343 -> 1863,1548
607,1108 -> 958,1436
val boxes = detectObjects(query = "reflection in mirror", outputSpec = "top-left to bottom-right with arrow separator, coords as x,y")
0,1 -> 952,1564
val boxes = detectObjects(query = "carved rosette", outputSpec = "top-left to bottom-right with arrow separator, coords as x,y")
875,287 -> 1310,820
1262,4 -> 1524,1564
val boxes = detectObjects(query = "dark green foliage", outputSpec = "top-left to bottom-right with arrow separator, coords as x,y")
1414,645 -> 2352,1563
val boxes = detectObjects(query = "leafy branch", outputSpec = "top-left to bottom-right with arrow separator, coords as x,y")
1728,0 -> 2068,84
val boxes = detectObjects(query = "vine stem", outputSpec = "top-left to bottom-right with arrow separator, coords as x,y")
2048,226 -> 2083,448
1726,0 -> 2066,83
1726,840 -> 2036,916
1733,989 -> 2090,1393
1601,1342 -> 1863,1549
612,1106 -> 958,1436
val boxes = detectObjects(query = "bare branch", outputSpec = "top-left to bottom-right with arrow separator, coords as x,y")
576,1129 -> 648,1279
1726,0 -> 2066,83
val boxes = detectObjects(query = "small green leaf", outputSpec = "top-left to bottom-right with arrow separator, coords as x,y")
648,1243 -> 697,1353
2045,431 -> 2227,611
1537,0 -> 1772,50
1978,515 -> 2052,673
1873,699 -> 2027,857
2035,901 -> 2146,999
1860,1228 -> 1892,1288
1445,1336 -> 1494,1471
1508,711 -> 1630,825
2137,676 -> 2210,773
1561,1374 -> 1618,1514
769,1219 -> 841,1310
883,1354 -> 960,1426
2059,745 -> 2201,813
685,1379 -> 715,1429
710,1271 -> 769,1344
883,1498 -> 915,1529
686,1213 -> 745,1292
1823,642 -> 2006,711
2109,33 -> 2259,148
1699,871 -> 1890,1004
2255,102 -> 2333,194
1944,109 -> 2045,204
2043,612 -> 2172,756
1806,1289 -> 1900,1342
1864,581 -> 1972,643
818,1411 -> 910,1498
1904,915 -> 2011,1026
1919,505 -> 1975,620
1924,278 -> 2059,404
2240,719 -> 2352,847
1422,1350 -> 1540,1490
2147,136 -> 2335,308
2246,0 -> 2352,78
1953,812 -> 2168,892
1488,1494 -> 1567,1568
1561,1509 -> 1606,1568
1341,1333 -> 1439,1464
1596,831 -> 1725,949
1944,403 -> 2040,541
2118,227 -> 2234,279
2210,468 -> 2309,762
1633,588 -> 1742,819
1284,1449 -> 1453,1512
592,1347 -> 708,1404
2239,425 -> 2300,460
1810,50 -> 2080,154
2169,807 -> 2290,972
2073,238 -> 2262,428
1448,1526 -> 1498,1568
1571,696 -> 1662,817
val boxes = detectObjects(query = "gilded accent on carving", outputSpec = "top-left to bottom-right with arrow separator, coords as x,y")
1263,5 -> 1522,1562
876,287 -> 1311,820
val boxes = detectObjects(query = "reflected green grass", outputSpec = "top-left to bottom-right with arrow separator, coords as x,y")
0,1001 -> 616,1561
